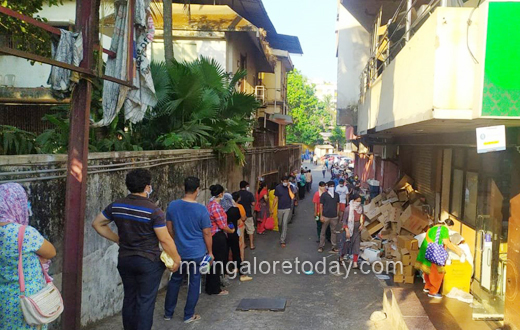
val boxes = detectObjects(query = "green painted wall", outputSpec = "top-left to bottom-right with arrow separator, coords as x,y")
482,2 -> 520,117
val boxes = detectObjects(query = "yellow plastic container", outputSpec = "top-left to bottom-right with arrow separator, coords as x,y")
442,260 -> 472,295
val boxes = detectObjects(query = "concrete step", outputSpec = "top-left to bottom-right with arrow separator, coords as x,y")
383,288 -> 436,330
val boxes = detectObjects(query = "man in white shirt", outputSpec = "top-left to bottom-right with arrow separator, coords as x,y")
335,179 -> 350,218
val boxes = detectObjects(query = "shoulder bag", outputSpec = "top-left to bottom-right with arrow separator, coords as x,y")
424,226 -> 449,266
17,225 -> 64,325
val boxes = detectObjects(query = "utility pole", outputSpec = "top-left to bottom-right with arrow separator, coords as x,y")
61,0 -> 96,328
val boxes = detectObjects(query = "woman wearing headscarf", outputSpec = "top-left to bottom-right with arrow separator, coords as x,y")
206,185 -> 234,295
222,193 -> 253,282
0,183 -> 57,329
340,194 -> 364,269
254,182 -> 269,234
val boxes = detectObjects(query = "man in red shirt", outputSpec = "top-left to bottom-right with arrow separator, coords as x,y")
313,181 -> 327,243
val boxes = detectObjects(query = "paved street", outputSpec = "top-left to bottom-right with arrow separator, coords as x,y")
88,164 -> 390,330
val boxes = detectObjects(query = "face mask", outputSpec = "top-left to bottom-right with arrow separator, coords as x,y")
328,187 -> 334,194
246,187 -> 250,191
283,182 -> 288,187
339,184 -> 344,187
146,185 -> 153,198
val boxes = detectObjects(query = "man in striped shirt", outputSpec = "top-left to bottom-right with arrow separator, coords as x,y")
92,169 -> 181,330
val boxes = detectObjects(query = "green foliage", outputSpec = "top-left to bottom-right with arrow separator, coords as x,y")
329,126 -> 346,150
286,70 -> 333,145
6,57 -> 258,163
0,125 -> 36,155
0,0 -> 62,57
146,57 -> 258,164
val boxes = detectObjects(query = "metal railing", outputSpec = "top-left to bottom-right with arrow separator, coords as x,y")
359,0 -> 445,103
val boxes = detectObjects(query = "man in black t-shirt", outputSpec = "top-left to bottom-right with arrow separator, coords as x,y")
237,181 -> 256,249
318,181 -> 340,253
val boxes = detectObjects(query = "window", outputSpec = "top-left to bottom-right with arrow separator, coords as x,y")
449,149 -> 480,228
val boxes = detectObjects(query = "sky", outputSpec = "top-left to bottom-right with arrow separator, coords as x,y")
262,0 -> 338,83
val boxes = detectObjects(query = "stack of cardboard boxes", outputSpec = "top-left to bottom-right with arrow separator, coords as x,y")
393,236 -> 419,283
358,174 -> 432,284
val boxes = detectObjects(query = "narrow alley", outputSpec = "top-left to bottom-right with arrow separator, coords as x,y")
87,164 -> 389,330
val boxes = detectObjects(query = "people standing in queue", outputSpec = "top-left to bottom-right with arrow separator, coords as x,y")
268,182 -> 279,232
0,183 -> 57,330
272,176 -> 294,248
298,170 -> 307,200
313,181 -> 327,243
336,179 -> 350,219
322,164 -> 327,178
205,184 -> 235,296
341,194 -> 364,269
254,182 -> 269,235
305,169 -> 313,193
415,219 -> 465,298
318,181 -> 340,253
92,169 -> 181,330
237,181 -> 256,250
163,176 -> 212,324
225,192 -> 253,282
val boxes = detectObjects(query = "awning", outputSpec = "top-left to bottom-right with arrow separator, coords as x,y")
269,114 -> 293,125
267,34 -> 303,55
150,3 -> 258,32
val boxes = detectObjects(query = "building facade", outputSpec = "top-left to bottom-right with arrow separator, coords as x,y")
338,0 -> 520,327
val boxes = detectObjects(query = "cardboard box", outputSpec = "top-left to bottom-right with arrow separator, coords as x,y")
403,266 -> 415,277
394,274 -> 404,283
372,194 -> 383,205
378,213 -> 389,224
380,203 -> 394,215
389,206 -> 402,223
404,275 -> 415,284
372,239 -> 382,250
387,190 -> 398,200
361,229 -> 371,241
399,206 -> 429,235
410,251 -> 419,262
402,254 -> 413,265
397,236 -> 419,251
365,206 -> 381,220
397,191 -> 408,202
394,174 -> 414,191
400,248 -> 410,255
391,222 -> 398,233
366,219 -> 384,236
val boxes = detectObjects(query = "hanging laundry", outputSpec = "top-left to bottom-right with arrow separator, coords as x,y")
47,29 -> 83,100
95,0 -> 157,127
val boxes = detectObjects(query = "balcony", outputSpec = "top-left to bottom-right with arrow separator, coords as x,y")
357,3 -> 520,136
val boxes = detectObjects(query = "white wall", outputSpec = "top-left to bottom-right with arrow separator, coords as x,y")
151,37 -> 227,69
336,3 -> 370,111
357,7 -> 479,134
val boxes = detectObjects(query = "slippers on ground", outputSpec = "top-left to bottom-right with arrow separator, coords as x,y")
250,246 -> 256,250
281,243 -> 286,248
184,315 -> 201,323
218,290 -> 229,296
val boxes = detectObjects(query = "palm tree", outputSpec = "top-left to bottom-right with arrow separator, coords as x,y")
144,56 -> 260,164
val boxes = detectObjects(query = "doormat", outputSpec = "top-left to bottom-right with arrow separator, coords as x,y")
236,298 -> 287,312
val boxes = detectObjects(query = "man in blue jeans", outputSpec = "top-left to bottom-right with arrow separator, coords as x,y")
92,169 -> 181,330
164,176 -> 213,323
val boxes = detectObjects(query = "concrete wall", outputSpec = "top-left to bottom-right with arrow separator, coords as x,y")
336,2 -> 370,125
0,146 -> 300,328
357,8 -> 480,134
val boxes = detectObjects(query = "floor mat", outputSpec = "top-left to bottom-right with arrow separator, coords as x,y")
236,298 -> 287,312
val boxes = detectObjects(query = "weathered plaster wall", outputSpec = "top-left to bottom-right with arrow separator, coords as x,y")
0,146 -> 300,328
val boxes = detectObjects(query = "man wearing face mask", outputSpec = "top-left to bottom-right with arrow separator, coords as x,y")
273,176 -> 294,248
237,181 -> 256,250
313,181 -> 327,243
335,179 -> 350,219
318,181 -> 340,253
93,169 -> 181,330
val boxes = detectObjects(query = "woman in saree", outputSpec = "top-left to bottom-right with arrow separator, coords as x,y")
341,194 -> 364,269
414,219 -> 464,298
255,182 -> 269,234
268,182 -> 279,232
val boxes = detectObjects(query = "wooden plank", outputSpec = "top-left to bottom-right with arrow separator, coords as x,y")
0,46 -> 134,88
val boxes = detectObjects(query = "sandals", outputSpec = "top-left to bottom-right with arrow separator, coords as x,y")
318,248 -> 324,253
281,243 -> 286,248
217,290 -> 229,296
250,246 -> 256,250
184,314 -> 201,323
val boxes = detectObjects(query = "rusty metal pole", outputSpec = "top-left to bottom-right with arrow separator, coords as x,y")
62,0 -> 96,328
